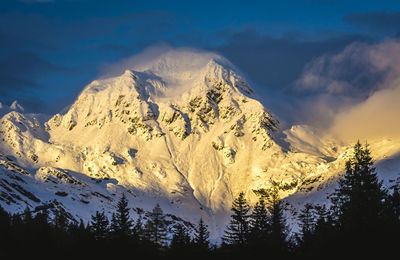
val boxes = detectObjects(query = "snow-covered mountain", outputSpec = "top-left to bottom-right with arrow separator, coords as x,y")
1,49 -> 399,239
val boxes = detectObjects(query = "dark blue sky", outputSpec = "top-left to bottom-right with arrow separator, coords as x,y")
1,0 -> 400,118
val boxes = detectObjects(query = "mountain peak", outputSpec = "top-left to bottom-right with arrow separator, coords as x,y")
131,49 -> 232,75
0,49 -> 286,240
81,50 -> 253,109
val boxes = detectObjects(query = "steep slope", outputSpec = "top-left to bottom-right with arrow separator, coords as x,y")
1,49 -> 399,239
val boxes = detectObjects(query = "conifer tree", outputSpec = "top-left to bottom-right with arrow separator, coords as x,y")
90,211 -> 109,240
145,204 -> 167,246
169,223 -> 191,254
193,217 -> 210,252
265,187 -> 287,255
111,193 -> 133,237
54,208 -> 69,231
297,203 -> 315,253
223,192 -> 251,246
328,141 -> 387,255
330,141 -> 385,225
249,196 -> 270,244
132,215 -> 144,241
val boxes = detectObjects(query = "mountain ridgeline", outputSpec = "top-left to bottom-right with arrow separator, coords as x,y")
0,49 -> 400,241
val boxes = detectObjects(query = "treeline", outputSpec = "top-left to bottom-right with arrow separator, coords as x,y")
1,141 -> 400,258
219,141 -> 400,258
0,196 -> 210,258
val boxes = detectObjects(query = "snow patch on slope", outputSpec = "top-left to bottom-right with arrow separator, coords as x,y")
1,48 -> 400,240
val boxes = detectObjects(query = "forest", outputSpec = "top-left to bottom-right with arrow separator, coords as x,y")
1,141 -> 399,258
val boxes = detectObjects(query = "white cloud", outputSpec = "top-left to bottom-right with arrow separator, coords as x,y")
330,83 -> 400,142
294,38 -> 400,143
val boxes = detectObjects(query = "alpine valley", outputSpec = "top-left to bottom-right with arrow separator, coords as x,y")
1,49 -> 399,239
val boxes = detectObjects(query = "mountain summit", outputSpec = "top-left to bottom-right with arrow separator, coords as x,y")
1,49 -> 399,238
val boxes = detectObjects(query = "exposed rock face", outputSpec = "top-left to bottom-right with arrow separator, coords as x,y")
1,49 -> 399,239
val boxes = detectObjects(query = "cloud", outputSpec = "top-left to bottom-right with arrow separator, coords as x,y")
214,29 -> 367,93
209,29 -> 370,127
294,40 -> 400,98
330,84 -> 400,142
294,38 -> 400,142
97,43 -> 174,78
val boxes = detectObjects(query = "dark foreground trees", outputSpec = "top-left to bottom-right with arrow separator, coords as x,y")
1,141 -> 399,258
296,141 -> 400,257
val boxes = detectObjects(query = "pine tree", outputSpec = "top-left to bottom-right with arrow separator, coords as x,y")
265,187 -> 287,255
54,208 -> 69,231
193,218 -> 210,250
145,204 -> 168,246
249,196 -> 270,244
169,223 -> 191,255
193,217 -> 210,253
297,203 -> 315,253
90,211 -> 109,240
307,205 -> 335,257
328,141 -> 387,255
330,141 -> 385,225
132,215 -> 144,241
111,193 -> 133,237
223,192 -> 251,246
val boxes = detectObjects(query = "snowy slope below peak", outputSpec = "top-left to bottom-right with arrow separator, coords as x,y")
1,49 -> 400,240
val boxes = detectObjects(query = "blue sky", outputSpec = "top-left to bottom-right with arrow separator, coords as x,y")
1,0 -> 400,117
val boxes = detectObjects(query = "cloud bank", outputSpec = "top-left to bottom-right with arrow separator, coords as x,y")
99,39 -> 400,145
295,38 -> 400,142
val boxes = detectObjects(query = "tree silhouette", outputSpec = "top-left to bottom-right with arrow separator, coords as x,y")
223,192 -> 251,246
90,210 -> 109,240
329,141 -> 387,254
144,203 -> 168,247
249,196 -> 270,245
169,223 -> 192,257
265,187 -> 287,255
110,193 -> 133,238
193,217 -> 210,253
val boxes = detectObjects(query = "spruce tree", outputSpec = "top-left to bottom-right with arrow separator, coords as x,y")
111,193 -> 133,237
306,205 -> 334,257
297,203 -> 315,253
193,217 -> 210,253
169,223 -> 191,256
328,141 -> 387,255
145,204 -> 168,246
265,187 -> 287,255
249,196 -> 270,244
132,215 -> 144,241
90,211 -> 109,240
223,192 -> 251,246
54,208 -> 69,231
